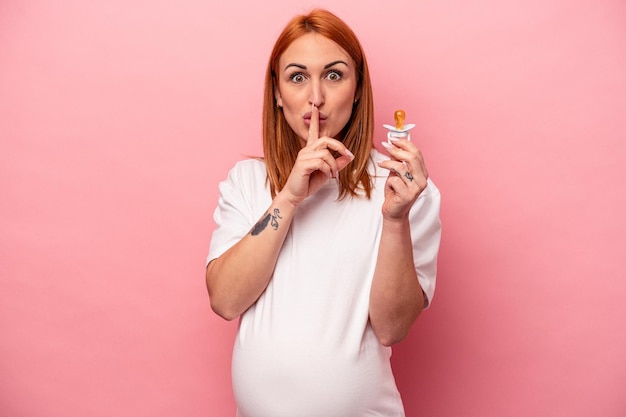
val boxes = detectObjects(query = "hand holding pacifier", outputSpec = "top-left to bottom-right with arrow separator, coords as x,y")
378,109 -> 429,220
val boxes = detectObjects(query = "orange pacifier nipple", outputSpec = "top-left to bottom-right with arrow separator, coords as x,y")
394,109 -> 405,130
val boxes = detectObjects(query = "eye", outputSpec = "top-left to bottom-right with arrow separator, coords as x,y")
325,70 -> 343,81
289,72 -> 307,83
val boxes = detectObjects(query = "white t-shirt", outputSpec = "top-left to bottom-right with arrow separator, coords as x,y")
207,149 -> 441,417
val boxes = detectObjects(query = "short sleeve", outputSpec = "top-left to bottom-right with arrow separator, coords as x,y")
206,161 -> 268,265
409,178 -> 442,308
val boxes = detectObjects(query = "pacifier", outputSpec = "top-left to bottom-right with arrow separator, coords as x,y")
382,109 -> 415,142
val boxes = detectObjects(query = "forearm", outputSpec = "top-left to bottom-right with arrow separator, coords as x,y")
369,217 -> 424,346
206,192 -> 297,320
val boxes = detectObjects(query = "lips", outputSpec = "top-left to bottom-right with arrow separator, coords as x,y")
303,111 -> 328,126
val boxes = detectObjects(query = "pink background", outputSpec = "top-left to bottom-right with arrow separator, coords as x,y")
2,0 -> 625,416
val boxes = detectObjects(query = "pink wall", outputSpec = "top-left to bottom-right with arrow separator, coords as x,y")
1,0 -> 625,416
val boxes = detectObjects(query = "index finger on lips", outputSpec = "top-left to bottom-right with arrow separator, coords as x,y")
307,104 -> 319,145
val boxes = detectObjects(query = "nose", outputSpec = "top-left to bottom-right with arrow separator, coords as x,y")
308,80 -> 325,108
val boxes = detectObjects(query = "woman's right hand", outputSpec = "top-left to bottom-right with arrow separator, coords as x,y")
281,104 -> 355,206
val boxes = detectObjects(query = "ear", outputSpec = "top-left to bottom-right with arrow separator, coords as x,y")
274,86 -> 283,108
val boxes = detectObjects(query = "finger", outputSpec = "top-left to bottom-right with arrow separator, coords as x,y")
308,149 -> 340,178
383,138 -> 417,156
387,136 -> 415,148
313,137 -> 355,160
301,148 -> 351,179
378,159 -> 425,187
307,103 -> 319,145
335,153 -> 354,173
377,159 -> 407,179
381,141 -> 428,178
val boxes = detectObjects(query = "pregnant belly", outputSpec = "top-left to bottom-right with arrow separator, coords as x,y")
231,341 -> 403,417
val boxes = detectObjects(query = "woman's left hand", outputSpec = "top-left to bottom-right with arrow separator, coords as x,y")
378,138 -> 429,220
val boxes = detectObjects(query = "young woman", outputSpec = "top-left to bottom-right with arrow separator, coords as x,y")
206,9 -> 441,417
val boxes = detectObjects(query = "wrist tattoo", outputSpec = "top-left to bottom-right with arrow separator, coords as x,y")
250,208 -> 282,236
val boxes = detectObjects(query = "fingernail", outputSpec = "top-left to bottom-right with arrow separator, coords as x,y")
381,141 -> 394,149
345,149 -> 355,159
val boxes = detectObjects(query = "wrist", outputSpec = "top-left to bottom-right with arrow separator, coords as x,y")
382,215 -> 410,230
274,190 -> 300,213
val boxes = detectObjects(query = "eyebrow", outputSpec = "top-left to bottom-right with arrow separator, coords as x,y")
283,60 -> 349,72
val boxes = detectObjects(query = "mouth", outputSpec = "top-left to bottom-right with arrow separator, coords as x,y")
303,112 -> 328,127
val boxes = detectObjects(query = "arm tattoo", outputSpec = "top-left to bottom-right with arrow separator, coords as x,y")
250,208 -> 282,236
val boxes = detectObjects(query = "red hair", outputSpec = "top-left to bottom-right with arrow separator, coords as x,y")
262,9 -> 375,199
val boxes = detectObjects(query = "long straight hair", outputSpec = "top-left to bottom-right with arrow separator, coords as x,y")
262,9 -> 375,199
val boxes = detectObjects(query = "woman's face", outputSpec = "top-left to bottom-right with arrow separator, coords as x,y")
275,33 -> 358,143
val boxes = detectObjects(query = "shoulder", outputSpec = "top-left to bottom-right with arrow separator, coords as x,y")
217,158 -> 271,208
222,158 -> 267,186
229,157 -> 266,176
